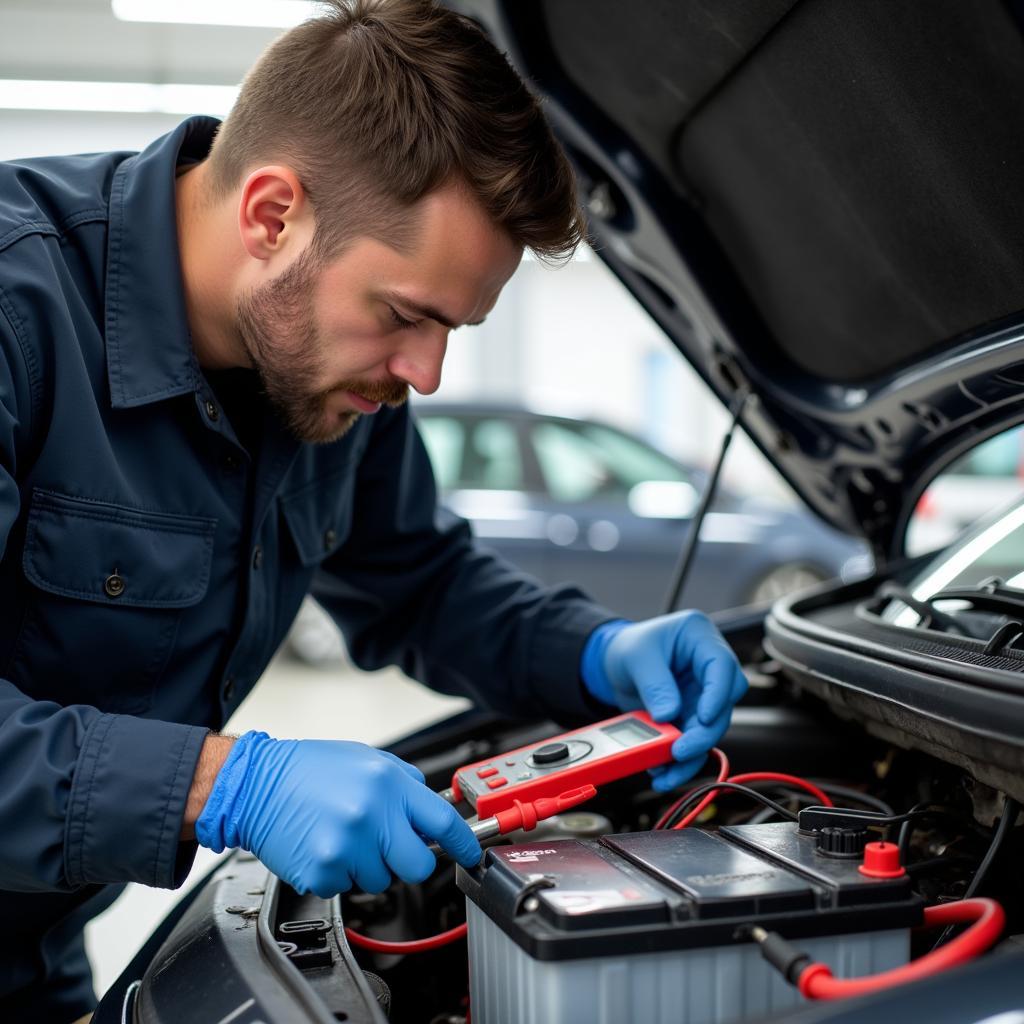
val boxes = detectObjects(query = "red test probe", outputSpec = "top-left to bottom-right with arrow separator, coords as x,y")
347,784 -> 598,954
426,784 -> 598,855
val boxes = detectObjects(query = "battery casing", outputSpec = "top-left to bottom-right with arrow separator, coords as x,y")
457,823 -> 921,1024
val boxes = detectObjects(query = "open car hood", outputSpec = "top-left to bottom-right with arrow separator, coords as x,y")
442,0 -> 1024,559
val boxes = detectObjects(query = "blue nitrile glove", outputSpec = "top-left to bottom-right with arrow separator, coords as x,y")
581,612 -> 748,792
196,731 -> 482,896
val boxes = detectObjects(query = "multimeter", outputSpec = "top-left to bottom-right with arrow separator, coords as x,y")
449,710 -> 681,817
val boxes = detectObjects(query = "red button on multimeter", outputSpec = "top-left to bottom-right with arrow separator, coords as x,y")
450,710 -> 681,817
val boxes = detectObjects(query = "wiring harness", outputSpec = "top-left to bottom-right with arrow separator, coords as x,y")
652,747 -> 838,829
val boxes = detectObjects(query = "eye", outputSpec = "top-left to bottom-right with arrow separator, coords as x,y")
388,306 -> 417,330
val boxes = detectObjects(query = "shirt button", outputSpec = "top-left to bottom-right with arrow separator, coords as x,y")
104,572 -> 125,598
205,399 -> 220,422
223,677 -> 235,701
252,545 -> 263,570
323,528 -> 337,551
222,453 -> 240,472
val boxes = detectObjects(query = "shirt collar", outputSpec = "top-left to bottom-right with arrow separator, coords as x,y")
104,116 -> 221,409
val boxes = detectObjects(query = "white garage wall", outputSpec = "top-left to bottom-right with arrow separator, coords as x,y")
0,109 -> 186,161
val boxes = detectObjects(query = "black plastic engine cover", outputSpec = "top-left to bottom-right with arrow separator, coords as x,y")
95,852 -> 387,1024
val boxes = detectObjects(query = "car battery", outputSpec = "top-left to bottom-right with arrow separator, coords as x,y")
457,822 -> 922,1024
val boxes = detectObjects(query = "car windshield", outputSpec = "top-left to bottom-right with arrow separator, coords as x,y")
886,495 -> 1024,626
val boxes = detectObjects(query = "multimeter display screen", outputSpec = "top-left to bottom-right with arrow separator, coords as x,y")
602,717 -> 661,748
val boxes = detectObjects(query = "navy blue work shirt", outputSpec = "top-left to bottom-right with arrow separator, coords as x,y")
0,116 -> 611,1018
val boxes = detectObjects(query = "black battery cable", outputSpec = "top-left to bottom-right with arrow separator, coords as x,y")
808,784 -> 893,816
894,802 -> 987,865
930,794 -> 1019,950
958,795 -> 1019,899
745,784 -> 893,825
656,781 -> 799,829
652,748 -> 834,830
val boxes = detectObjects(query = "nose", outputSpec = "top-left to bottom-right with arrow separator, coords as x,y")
387,325 -> 448,396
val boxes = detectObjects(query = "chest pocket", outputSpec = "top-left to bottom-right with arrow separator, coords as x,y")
10,489 -> 216,714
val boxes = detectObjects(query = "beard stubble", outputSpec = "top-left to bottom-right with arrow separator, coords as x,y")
235,249 -> 408,444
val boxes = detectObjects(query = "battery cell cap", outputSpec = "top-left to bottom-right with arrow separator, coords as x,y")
477,767 -> 498,779
858,841 -> 905,879
486,777 -> 508,790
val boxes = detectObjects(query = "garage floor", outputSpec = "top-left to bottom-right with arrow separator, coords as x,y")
83,652 -> 470,999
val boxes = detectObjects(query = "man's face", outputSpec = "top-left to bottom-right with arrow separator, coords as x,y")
235,184 -> 522,443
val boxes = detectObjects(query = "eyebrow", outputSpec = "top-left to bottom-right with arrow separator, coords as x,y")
383,291 -> 487,329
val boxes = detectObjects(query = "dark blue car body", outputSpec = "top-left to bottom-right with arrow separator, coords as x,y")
413,402 -> 869,620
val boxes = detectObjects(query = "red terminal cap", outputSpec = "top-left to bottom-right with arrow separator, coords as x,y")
492,785 -> 598,835
858,840 -> 906,879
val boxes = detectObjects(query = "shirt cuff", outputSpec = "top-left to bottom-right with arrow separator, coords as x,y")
65,713 -> 208,889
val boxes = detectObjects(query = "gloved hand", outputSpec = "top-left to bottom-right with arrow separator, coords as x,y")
581,612 -> 748,791
196,732 -> 481,896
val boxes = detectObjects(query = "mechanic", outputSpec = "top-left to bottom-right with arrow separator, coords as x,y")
0,1 -> 748,1019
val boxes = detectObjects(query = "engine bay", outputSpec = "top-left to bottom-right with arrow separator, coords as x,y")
107,573 -> 1024,1024
328,605 -> 1024,1024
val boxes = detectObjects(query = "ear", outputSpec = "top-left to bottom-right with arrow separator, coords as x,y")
237,165 -> 309,261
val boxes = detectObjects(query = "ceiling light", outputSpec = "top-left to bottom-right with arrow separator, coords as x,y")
0,80 -> 239,115
111,0 -> 321,29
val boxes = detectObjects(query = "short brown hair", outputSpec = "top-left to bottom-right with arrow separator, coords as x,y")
206,0 -> 584,262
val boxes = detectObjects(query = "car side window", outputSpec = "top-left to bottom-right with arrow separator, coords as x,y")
531,420 -> 689,503
465,419 -> 523,489
532,422 -> 615,502
419,416 -> 524,491
417,416 -> 465,492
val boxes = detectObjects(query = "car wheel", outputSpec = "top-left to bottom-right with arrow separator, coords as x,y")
749,563 -> 830,605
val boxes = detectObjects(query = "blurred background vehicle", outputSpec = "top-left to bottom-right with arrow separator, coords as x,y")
287,404 -> 871,666
415,402 -> 870,615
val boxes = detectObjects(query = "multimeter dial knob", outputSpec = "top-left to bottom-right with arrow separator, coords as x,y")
524,739 -> 592,770
532,741 -> 570,765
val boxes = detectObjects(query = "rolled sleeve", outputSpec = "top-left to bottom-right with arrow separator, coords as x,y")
65,713 -> 208,889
